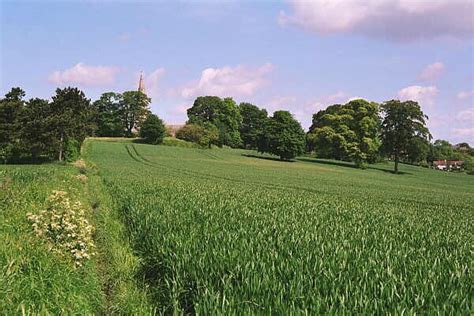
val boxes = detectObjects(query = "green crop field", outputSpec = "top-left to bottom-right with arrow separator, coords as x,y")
81,139 -> 472,314
1,139 -> 472,314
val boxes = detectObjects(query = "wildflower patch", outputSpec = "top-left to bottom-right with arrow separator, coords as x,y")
27,190 -> 96,267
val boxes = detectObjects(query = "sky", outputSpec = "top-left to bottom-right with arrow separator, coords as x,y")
1,0 -> 473,144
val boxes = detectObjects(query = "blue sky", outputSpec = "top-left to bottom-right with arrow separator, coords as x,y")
1,0 -> 473,143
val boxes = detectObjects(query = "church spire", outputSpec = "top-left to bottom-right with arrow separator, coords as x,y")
138,71 -> 145,93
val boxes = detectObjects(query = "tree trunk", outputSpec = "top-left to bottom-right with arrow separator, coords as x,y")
58,133 -> 64,162
394,153 -> 399,174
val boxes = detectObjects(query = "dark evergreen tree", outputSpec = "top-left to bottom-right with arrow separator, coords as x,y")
0,88 -> 25,162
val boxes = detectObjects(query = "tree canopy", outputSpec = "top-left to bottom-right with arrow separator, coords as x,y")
120,91 -> 151,137
380,100 -> 431,173
139,114 -> 166,145
258,110 -> 305,160
307,99 -> 380,167
187,96 -> 242,147
239,102 -> 268,149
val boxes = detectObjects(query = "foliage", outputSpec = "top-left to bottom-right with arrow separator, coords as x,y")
258,110 -> 305,160
86,140 -> 473,314
187,96 -> 242,147
120,91 -> 151,137
0,164 -> 103,314
380,100 -> 431,173
0,88 -> 25,162
27,191 -> 96,267
139,114 -> 166,145
176,123 -> 219,148
64,138 -> 81,162
50,87 -> 96,161
307,99 -> 380,167
239,102 -> 268,149
93,92 -> 124,137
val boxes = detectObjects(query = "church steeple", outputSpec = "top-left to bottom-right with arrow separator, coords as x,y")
138,71 -> 145,93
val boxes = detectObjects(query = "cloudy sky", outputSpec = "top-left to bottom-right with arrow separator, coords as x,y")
1,0 -> 473,143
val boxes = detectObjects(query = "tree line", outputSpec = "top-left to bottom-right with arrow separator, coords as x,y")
1,87 -> 472,174
0,87 -> 165,163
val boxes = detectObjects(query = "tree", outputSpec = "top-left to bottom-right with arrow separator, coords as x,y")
93,92 -> 123,137
18,98 -> 55,161
187,96 -> 242,147
0,87 -> 25,162
406,136 -> 430,164
380,100 -> 431,173
120,91 -> 150,137
307,99 -> 380,167
258,111 -> 305,160
50,87 -> 95,161
140,114 -> 166,144
239,102 -> 268,149
176,123 -> 219,148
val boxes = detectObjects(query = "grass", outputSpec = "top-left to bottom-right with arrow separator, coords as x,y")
0,163 -> 103,314
81,139 -> 473,314
0,157 -> 155,314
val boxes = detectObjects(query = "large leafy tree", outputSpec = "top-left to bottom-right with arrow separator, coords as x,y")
380,100 -> 431,173
0,87 -> 25,162
93,92 -> 124,137
140,114 -> 166,145
50,87 -> 95,161
258,110 -> 305,160
307,99 -> 380,167
239,102 -> 268,149
187,96 -> 242,147
120,91 -> 151,137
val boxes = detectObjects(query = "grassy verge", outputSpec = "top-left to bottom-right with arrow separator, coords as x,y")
0,163 -> 103,314
85,164 -> 155,314
1,141 -> 155,314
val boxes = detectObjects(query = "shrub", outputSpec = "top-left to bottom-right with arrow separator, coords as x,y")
73,159 -> 87,174
64,139 -> 80,162
75,174 -> 88,183
139,114 -> 166,145
176,123 -> 219,148
27,190 -> 96,267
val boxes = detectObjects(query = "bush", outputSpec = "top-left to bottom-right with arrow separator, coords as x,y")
139,114 -> 166,145
27,190 -> 96,267
176,123 -> 218,148
64,139 -> 80,162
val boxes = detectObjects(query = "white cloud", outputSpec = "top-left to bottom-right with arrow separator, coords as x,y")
266,95 -> 297,112
49,63 -> 119,86
279,0 -> 474,41
457,90 -> 474,99
397,85 -> 438,106
452,127 -> 474,138
456,108 -> 474,121
418,62 -> 445,81
145,68 -> 166,98
181,63 -> 274,99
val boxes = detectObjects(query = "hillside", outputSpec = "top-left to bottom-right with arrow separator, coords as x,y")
1,139 -> 473,314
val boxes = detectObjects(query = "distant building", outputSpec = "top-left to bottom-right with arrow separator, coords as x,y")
138,72 -> 146,94
137,73 -> 184,136
432,160 -> 464,171
166,124 -> 184,137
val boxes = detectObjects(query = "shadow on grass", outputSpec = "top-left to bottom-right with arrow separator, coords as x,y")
242,154 -> 296,163
296,157 -> 412,175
